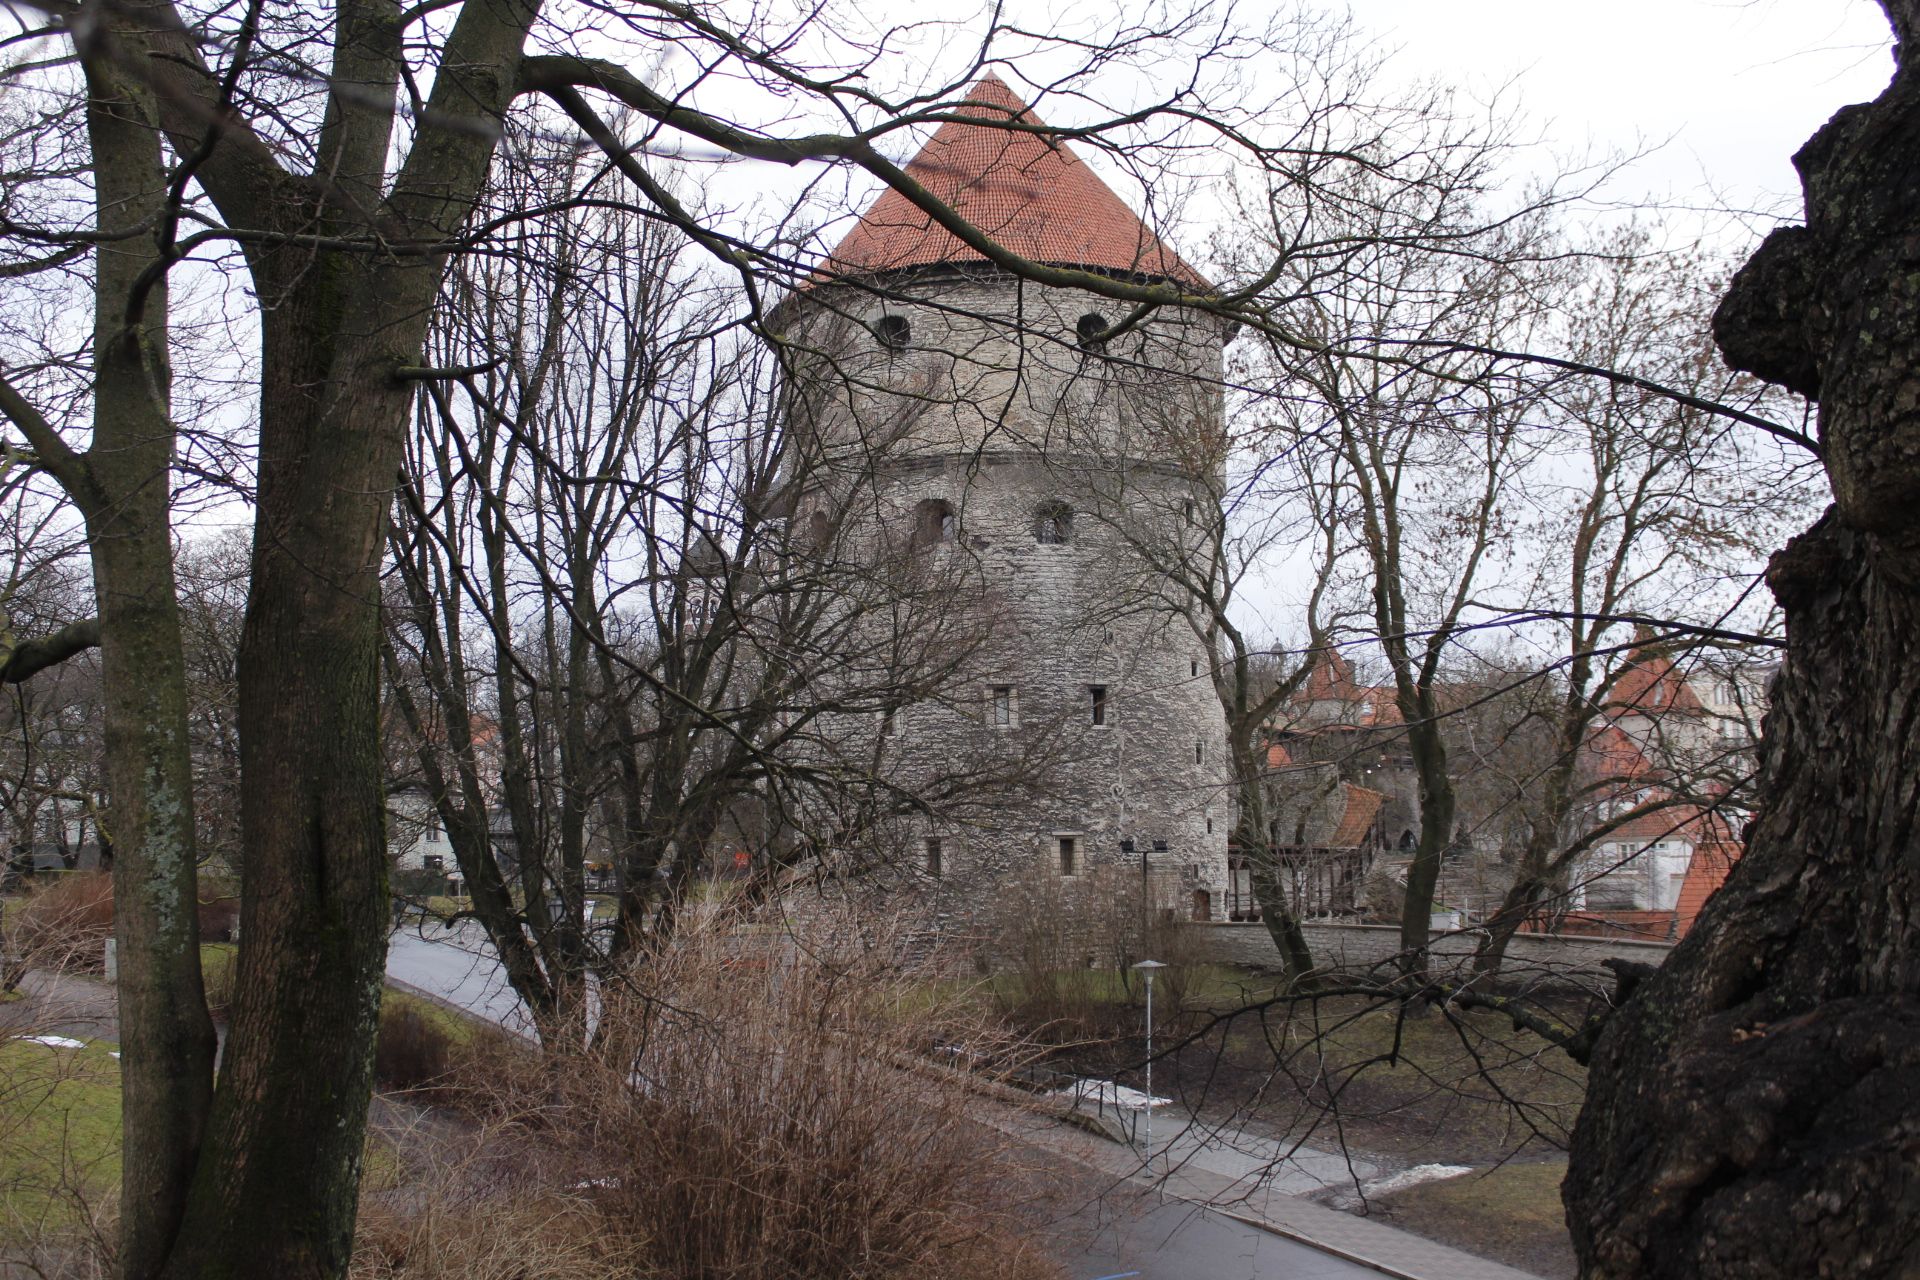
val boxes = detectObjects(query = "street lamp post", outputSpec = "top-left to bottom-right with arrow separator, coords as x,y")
1132,958 -> 1167,1176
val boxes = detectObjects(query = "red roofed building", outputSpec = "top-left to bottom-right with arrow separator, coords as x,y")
778,75 -> 1236,925
818,74 -> 1207,289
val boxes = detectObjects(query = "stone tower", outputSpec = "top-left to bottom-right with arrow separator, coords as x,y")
779,75 -> 1232,930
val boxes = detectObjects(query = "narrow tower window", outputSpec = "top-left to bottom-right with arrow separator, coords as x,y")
1089,684 -> 1108,726
1058,835 -> 1079,876
989,685 -> 1015,727
912,498 -> 956,548
1195,741 -> 1205,765
925,836 -> 943,878
1034,502 -> 1073,545
874,314 -> 911,351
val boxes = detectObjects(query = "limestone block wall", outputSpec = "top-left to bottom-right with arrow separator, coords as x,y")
776,266 -> 1235,917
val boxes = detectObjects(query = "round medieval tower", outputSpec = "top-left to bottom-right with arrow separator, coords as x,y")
779,75 -> 1232,931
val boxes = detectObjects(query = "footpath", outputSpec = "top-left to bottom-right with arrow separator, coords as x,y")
976,1093 -> 1544,1280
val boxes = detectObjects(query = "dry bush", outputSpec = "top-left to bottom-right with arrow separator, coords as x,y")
374,1004 -> 456,1094
352,1115 -> 637,1280
987,864 -> 1179,1043
501,910 -> 1062,1280
4,874 -> 115,976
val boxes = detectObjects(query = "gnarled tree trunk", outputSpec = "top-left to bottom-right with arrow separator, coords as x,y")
1564,6 -> 1920,1275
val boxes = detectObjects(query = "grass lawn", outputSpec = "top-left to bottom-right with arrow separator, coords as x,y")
1371,1160 -> 1576,1279
0,1037 -> 121,1234
0,1028 -> 405,1241
381,987 -> 480,1047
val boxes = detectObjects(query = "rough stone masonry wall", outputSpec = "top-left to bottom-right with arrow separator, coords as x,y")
1178,920 -> 1676,987
783,269 -> 1235,916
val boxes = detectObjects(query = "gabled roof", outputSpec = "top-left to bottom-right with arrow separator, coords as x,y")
1606,640 -> 1705,717
1582,724 -> 1654,786
1329,783 -> 1385,847
819,75 -> 1208,289
1599,802 -> 1735,845
1291,649 -> 1402,729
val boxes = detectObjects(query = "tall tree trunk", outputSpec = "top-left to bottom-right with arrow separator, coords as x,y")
1230,740 -> 1317,980
1396,711 -> 1452,973
165,282 -> 416,1278
1565,7 -> 1920,1274
82,39 -> 216,1280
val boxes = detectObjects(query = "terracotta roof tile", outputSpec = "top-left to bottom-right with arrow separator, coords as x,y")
1607,646 -> 1705,716
1674,837 -> 1739,935
1329,783 -> 1384,847
820,75 -> 1208,289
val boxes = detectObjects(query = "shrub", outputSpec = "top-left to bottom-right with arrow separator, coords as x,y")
471,911 -> 1062,1280
374,999 -> 459,1094
5,873 -> 115,974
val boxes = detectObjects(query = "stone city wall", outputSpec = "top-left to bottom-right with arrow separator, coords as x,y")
1177,920 -> 1675,985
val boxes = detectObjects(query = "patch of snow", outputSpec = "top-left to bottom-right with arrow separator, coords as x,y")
1359,1163 -> 1474,1197
1050,1078 -> 1172,1111
13,1035 -> 87,1050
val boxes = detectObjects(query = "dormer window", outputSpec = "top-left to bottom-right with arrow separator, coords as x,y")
1033,502 -> 1073,545
911,498 -> 955,548
874,314 -> 911,351
1075,313 -> 1110,351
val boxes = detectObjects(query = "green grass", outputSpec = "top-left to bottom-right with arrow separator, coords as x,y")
381,986 -> 479,1046
0,1037 -> 122,1231
0,1035 -> 407,1237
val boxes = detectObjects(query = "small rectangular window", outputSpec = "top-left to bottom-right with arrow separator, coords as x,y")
424,854 -> 446,871
1058,836 -> 1078,876
1190,659 -> 1200,679
425,817 -> 441,841
989,685 -> 1014,727
881,707 -> 897,737
1089,684 -> 1108,726
1195,741 -> 1205,765
925,836 -> 943,877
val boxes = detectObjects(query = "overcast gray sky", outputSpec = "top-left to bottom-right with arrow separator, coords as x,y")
1360,0 -> 1892,223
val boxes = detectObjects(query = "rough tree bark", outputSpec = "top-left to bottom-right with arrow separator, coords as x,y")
127,3 -> 546,1274
82,36 -> 217,1280
1564,6 -> 1920,1275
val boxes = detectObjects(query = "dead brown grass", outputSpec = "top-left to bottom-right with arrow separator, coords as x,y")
5,875 -> 115,977
381,909 -> 1064,1280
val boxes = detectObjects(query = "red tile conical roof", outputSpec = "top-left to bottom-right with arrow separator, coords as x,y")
820,75 -> 1208,289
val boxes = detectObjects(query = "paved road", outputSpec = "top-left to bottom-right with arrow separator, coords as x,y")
386,920 -> 533,1033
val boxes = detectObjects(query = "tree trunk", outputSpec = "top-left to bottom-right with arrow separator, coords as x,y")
82,43 -> 216,1280
1565,7 -> 1920,1274
1470,873 -> 1545,978
1397,713 -> 1452,974
164,284 -> 416,1278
